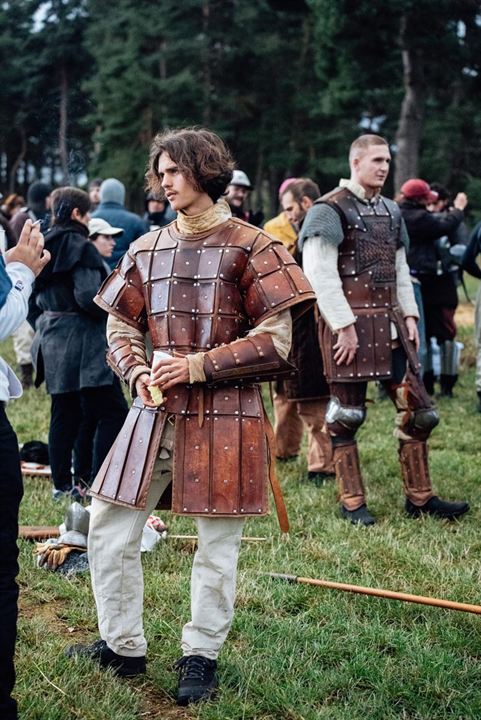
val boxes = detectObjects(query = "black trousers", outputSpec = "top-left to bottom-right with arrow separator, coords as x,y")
49,380 -> 128,491
0,404 -> 23,720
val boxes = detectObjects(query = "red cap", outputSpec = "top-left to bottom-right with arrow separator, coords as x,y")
400,178 -> 439,204
278,177 -> 298,197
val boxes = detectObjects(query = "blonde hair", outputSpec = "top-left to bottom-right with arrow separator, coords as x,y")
349,134 -> 389,164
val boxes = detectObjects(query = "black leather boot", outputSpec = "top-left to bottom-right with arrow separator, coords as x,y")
65,638 -> 146,677
341,504 -> 376,526
405,496 -> 469,520
175,655 -> 218,706
439,374 -> 457,398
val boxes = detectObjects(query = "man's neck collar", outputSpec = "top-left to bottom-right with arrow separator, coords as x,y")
176,199 -> 232,235
339,178 -> 381,203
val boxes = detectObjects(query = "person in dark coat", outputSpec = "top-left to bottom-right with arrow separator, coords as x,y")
10,181 -> 51,240
92,178 -> 148,269
33,187 -> 128,499
398,178 -> 468,396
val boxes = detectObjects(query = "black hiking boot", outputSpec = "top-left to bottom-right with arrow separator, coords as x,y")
65,638 -> 146,677
307,470 -> 335,486
405,495 -> 469,520
175,655 -> 218,706
341,504 -> 376,526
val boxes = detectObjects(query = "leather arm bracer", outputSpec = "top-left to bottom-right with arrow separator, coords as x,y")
106,337 -> 150,394
203,332 -> 297,385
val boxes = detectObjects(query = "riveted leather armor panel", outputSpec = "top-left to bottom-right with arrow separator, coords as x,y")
92,218 -> 315,519
316,188 -> 415,382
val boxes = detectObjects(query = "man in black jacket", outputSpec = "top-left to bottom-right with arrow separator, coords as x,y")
399,179 -> 467,396
461,222 -> 481,410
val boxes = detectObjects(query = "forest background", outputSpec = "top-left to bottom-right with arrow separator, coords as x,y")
1,0 -> 481,218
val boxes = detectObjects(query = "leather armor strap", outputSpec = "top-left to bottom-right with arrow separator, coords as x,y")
107,337 -> 150,390
333,442 -> 365,511
398,440 -> 433,505
203,333 -> 296,385
263,407 -> 289,533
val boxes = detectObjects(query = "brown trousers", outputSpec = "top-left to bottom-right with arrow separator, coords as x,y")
273,392 -> 334,474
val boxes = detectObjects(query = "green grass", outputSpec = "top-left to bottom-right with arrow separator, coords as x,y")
4,308 -> 481,719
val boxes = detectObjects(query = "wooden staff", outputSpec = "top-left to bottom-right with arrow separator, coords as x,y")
265,573 -> 481,616
170,535 -> 267,542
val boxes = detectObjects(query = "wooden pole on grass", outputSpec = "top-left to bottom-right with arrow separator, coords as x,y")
265,573 -> 481,616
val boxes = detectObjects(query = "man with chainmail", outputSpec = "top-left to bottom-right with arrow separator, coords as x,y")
298,134 -> 469,527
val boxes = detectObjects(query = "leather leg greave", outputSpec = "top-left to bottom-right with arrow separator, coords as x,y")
333,442 -> 365,511
398,440 -> 433,506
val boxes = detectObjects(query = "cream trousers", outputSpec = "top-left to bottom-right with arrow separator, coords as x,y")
88,450 -> 245,660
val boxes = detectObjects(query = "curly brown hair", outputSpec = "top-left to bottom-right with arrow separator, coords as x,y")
146,127 -> 235,203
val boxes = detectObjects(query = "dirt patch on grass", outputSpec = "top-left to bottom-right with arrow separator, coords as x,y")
455,302 -> 475,327
20,595 -> 192,718
137,685 -> 192,719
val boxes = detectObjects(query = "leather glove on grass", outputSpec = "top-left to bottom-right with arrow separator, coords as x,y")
35,542 -> 86,571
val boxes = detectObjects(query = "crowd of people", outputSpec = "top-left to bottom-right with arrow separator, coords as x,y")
0,128 -> 480,715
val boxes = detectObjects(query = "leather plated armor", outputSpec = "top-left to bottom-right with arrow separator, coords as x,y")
317,187 -> 419,382
91,217 -> 316,520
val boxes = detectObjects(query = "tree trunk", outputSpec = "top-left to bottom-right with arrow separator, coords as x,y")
394,16 -> 426,192
202,0 -> 211,126
59,65 -> 69,184
8,128 -> 27,193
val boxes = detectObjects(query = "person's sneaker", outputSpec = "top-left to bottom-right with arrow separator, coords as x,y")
306,470 -> 335,486
405,496 -> 469,520
52,485 -> 87,502
175,655 -> 218,706
52,487 -> 71,501
70,484 -> 87,502
65,638 -> 146,677
341,504 -> 376,526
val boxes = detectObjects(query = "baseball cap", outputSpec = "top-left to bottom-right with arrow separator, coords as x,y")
230,170 -> 252,189
88,217 -> 123,237
400,179 -> 439,204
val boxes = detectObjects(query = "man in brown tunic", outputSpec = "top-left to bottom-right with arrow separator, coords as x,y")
299,134 -> 469,527
66,128 -> 315,705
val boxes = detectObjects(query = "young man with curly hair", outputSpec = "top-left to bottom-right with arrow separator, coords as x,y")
66,127 -> 315,705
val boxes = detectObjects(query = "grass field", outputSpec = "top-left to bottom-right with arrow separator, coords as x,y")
3,295 -> 481,720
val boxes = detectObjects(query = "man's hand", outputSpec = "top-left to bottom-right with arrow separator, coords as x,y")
453,192 -> 468,211
135,372 -> 158,408
404,316 -> 420,352
150,355 -> 189,390
333,324 -> 358,366
5,219 -> 50,276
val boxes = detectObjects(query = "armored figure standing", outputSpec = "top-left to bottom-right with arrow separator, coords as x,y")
66,128 -> 315,705
300,134 -> 469,526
